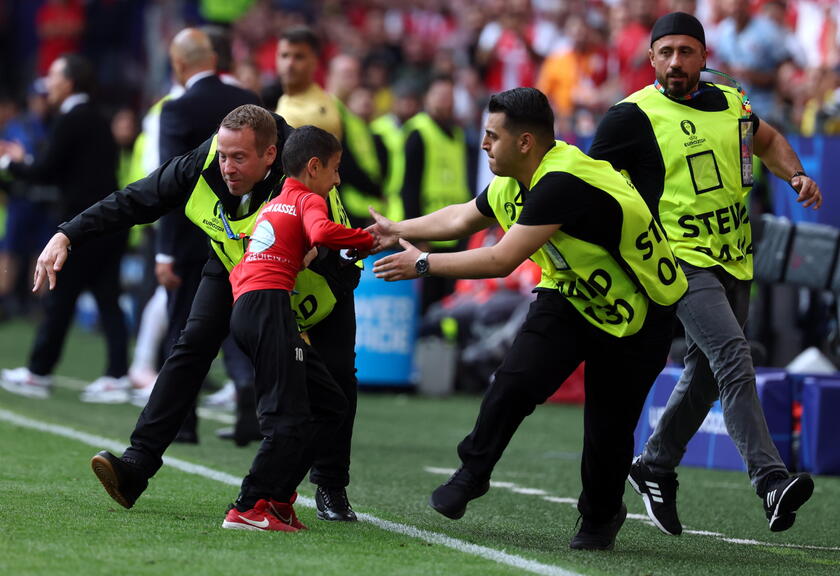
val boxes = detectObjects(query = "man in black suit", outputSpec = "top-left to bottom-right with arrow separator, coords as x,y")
0,53 -> 128,398
155,28 -> 261,443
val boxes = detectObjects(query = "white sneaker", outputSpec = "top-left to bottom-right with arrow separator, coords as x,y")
0,367 -> 52,399
203,380 -> 236,411
80,375 -> 131,404
128,366 -> 158,390
130,383 -> 155,407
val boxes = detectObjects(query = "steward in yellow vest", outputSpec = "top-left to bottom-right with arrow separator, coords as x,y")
588,11 -> 822,536
370,113 -> 405,221
367,88 -> 685,548
41,105 -> 368,517
400,110 -> 471,249
334,97 -> 386,225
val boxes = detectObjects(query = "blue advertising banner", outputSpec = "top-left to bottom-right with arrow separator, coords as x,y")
634,367 -> 793,471
354,252 -> 419,387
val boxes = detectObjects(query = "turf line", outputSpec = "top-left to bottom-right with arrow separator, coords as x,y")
0,408 -> 584,576
423,467 -> 840,553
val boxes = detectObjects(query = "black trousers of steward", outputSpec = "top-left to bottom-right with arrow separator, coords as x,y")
456,291 -> 675,523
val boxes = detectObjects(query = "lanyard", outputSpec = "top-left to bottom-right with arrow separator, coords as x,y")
216,201 -> 248,240
653,67 -> 752,119
701,67 -> 752,119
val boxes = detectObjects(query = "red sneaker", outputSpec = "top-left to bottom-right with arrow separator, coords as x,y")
270,492 -> 307,530
222,499 -> 299,532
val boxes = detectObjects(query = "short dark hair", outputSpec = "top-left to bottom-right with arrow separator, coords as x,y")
282,125 -> 342,178
280,26 -> 320,55
487,87 -> 555,144
59,53 -> 95,94
219,104 -> 277,154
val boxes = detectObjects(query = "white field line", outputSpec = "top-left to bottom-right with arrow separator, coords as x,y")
424,467 -> 840,553
0,408 -> 583,576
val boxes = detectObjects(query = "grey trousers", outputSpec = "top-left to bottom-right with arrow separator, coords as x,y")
641,262 -> 788,491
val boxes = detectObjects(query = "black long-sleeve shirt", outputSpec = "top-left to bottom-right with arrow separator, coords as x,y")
59,115 -> 292,254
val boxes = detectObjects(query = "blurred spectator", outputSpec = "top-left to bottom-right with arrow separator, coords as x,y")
370,79 -> 423,222
234,59 -> 263,95
0,83 -> 57,320
327,53 -> 385,226
715,0 -> 792,124
537,13 -> 611,136
476,0 -> 539,92
401,75 -> 471,313
36,0 -> 85,77
800,66 -> 840,136
275,26 -> 342,137
111,107 -> 139,190
794,1 -> 839,71
614,0 -> 657,97
0,54 -> 128,398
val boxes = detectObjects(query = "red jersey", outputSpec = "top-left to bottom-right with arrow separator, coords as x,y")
230,178 -> 374,301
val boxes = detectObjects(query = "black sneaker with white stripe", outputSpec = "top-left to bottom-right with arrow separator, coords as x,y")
627,456 -> 682,536
762,473 -> 814,532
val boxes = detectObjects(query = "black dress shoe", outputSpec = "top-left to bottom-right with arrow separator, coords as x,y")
174,409 -> 199,444
570,503 -> 627,551
173,427 -> 199,444
90,450 -> 149,509
429,467 -> 490,520
315,486 -> 357,521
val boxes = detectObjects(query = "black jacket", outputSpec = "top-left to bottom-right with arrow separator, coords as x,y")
58,114 -> 360,295
157,74 -> 262,265
9,100 -> 117,222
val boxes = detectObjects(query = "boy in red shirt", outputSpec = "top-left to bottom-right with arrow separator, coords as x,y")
224,125 -> 374,531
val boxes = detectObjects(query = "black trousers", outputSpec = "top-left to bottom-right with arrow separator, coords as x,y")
124,257 -> 358,484
230,289 -> 347,506
161,258 -> 204,434
307,292 -> 357,488
29,233 -> 128,378
456,291 -> 675,523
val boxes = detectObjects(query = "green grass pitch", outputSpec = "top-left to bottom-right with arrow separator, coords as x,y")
1,318 -> 839,575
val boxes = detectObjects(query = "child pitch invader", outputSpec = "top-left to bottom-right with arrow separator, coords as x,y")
222,125 -> 375,531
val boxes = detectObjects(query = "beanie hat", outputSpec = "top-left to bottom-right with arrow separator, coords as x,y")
650,12 -> 706,48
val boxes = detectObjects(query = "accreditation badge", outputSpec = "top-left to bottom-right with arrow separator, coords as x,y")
739,118 -> 754,187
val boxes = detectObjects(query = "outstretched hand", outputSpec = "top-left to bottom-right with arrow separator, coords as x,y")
365,206 -> 399,254
372,238 -> 422,281
33,233 -> 71,292
791,175 -> 822,209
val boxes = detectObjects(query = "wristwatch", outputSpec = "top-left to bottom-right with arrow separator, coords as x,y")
415,252 -> 431,277
790,170 -> 807,185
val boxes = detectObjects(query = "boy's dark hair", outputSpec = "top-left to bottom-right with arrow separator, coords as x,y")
220,104 -> 277,155
59,53 -> 95,94
487,87 -> 555,144
280,26 -> 320,55
282,125 -> 342,177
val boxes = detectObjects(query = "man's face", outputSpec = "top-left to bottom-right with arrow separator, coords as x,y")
481,112 -> 521,177
217,126 -> 276,196
308,151 -> 342,198
276,39 -> 317,92
649,35 -> 706,98
45,58 -> 72,107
